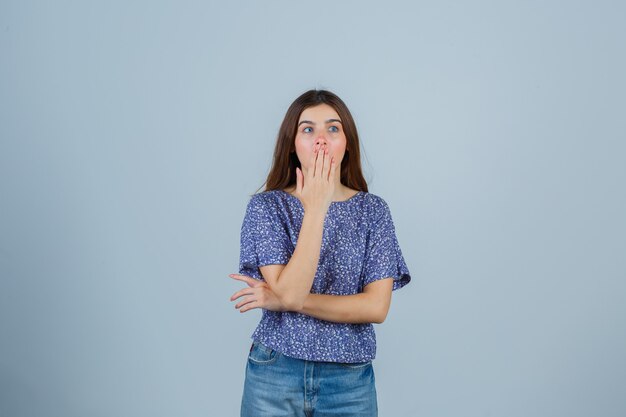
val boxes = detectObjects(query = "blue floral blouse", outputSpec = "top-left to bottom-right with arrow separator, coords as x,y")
238,189 -> 411,363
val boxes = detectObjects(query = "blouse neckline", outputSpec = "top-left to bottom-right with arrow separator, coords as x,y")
278,190 -> 363,204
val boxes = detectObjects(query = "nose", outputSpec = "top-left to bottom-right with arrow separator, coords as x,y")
315,136 -> 328,147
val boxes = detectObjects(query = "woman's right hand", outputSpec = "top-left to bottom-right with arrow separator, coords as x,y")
294,144 -> 337,214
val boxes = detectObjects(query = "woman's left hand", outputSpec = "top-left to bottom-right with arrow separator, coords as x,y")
229,274 -> 287,313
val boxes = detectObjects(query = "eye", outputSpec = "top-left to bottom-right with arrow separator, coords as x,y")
303,127 -> 313,133
329,126 -> 339,133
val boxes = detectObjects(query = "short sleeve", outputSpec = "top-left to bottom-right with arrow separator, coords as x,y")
238,194 -> 293,280
362,199 -> 411,291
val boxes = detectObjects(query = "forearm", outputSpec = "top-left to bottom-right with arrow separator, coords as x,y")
296,293 -> 382,324
273,209 -> 326,310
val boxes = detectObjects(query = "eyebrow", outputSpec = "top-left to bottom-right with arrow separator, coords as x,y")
298,119 -> 343,126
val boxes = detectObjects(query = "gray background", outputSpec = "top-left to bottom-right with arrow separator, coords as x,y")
1,1 -> 625,416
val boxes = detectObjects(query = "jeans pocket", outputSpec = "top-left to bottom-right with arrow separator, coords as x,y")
338,360 -> 372,369
248,341 -> 280,365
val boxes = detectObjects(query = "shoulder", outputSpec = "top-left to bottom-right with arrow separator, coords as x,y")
247,190 -> 283,206
358,192 -> 399,231
360,191 -> 391,219
361,191 -> 387,207
244,190 -> 289,218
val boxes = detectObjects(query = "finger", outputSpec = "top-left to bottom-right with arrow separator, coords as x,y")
230,286 -> 256,301
230,288 -> 247,301
322,147 -> 330,178
229,274 -> 258,287
239,299 -> 259,313
314,144 -> 324,178
296,167 -> 303,194
328,154 -> 336,181
235,294 -> 256,310
236,293 -> 260,311
308,144 -> 319,179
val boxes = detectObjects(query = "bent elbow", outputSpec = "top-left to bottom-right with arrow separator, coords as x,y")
374,307 -> 390,324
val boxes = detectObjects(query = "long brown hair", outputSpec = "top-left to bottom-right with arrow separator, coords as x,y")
255,89 -> 368,194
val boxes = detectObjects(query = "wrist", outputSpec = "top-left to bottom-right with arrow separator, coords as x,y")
302,206 -> 328,220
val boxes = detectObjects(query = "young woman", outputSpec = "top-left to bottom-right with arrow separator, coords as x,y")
229,89 -> 411,417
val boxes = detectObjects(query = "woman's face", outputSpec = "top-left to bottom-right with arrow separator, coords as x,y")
294,103 -> 347,174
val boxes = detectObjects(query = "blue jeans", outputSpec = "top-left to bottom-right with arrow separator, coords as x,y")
240,340 -> 378,417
